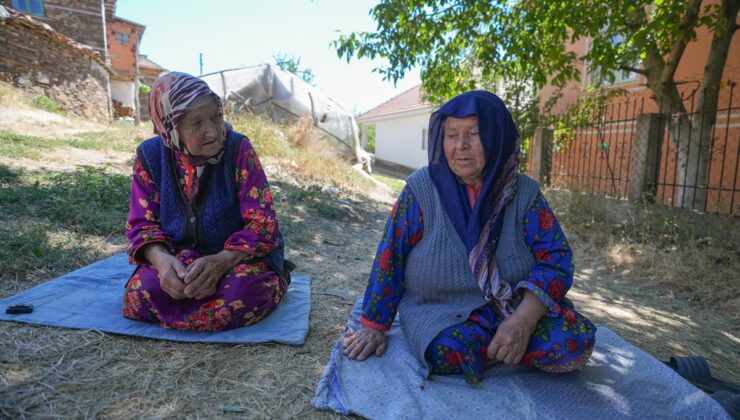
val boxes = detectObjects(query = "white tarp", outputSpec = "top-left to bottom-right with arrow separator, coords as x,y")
200,64 -> 368,165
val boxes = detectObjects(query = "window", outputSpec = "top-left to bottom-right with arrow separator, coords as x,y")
114,31 -> 129,45
12,0 -> 44,16
421,128 -> 428,150
589,34 -> 640,86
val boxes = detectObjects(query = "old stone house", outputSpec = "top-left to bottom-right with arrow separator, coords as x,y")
0,0 -> 158,121
0,5 -> 111,121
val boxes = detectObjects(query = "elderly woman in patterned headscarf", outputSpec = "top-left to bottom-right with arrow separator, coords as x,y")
123,72 -> 290,331
342,91 -> 596,384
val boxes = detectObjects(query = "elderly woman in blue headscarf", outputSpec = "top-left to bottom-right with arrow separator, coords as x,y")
343,91 -> 596,383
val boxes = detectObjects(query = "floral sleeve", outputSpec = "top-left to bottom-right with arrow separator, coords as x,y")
223,138 -> 280,259
360,185 -> 424,331
514,192 -> 574,317
126,157 -> 171,264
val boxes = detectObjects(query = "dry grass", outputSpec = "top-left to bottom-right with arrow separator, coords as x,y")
0,179 -> 386,418
229,113 -> 385,198
0,85 -> 394,417
287,117 -> 321,148
547,190 -> 740,384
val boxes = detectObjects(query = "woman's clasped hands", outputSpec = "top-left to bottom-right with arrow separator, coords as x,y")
144,244 -> 245,300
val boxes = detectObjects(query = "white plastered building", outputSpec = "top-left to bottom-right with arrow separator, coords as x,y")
357,85 -> 432,172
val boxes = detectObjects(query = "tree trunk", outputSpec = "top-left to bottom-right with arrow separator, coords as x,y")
679,0 -> 740,211
643,0 -> 739,211
668,114 -> 702,209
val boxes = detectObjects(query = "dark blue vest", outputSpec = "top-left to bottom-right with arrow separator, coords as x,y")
136,130 -> 284,272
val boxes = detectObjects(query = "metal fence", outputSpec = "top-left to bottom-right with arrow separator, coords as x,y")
653,84 -> 739,215
548,98 -> 644,199
535,82 -> 740,216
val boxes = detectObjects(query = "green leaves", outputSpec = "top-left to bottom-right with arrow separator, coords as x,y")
334,0 -> 729,104
273,53 -> 316,85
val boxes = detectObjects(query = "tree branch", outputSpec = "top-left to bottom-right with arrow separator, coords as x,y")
696,0 -> 740,118
662,0 -> 702,82
619,65 -> 646,75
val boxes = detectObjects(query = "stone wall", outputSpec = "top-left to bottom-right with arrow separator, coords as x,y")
0,0 -> 109,54
0,8 -> 111,122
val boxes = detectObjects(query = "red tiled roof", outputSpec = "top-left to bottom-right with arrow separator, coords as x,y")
139,55 -> 166,71
358,84 -> 430,122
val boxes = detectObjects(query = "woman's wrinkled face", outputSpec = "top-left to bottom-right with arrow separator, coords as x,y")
178,96 -> 224,157
443,116 -> 485,187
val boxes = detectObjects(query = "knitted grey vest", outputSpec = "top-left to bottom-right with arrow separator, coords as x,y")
400,167 -> 540,376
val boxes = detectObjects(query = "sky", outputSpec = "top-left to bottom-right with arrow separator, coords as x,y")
116,0 -> 421,114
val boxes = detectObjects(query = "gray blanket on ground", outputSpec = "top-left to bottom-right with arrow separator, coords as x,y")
312,298 -> 729,419
0,253 -> 311,344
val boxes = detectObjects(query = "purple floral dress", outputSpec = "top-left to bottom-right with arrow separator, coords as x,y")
360,186 -> 595,383
123,137 -> 285,331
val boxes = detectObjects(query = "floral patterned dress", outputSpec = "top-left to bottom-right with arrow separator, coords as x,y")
123,137 -> 286,331
360,186 -> 596,383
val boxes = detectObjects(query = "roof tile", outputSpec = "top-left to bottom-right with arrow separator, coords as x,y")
358,84 -> 430,121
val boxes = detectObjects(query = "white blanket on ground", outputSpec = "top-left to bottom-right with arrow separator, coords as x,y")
312,298 -> 729,419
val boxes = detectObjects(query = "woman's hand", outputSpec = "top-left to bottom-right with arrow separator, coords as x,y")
342,326 -> 388,361
487,312 -> 535,365
143,244 -> 188,300
183,250 -> 246,300
487,289 -> 546,365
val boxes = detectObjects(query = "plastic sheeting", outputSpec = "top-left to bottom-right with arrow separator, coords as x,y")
200,64 -> 367,164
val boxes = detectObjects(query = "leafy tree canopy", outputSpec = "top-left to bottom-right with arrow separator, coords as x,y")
336,0 -> 739,210
335,0 -> 737,110
273,53 -> 316,86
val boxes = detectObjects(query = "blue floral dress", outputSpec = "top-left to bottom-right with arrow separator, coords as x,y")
360,186 -> 596,383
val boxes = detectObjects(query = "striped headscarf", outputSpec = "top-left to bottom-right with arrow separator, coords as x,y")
148,72 -> 226,165
427,91 -> 521,315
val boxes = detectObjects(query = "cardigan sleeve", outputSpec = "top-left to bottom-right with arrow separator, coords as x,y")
514,192 -> 574,317
222,138 -> 280,259
126,156 -> 172,264
360,185 -> 424,331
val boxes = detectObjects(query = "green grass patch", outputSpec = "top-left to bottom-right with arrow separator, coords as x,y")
372,173 -> 405,194
0,164 -> 130,279
0,165 -> 23,183
32,94 -> 64,114
0,131 -> 46,158
68,129 -> 143,152
0,222 -> 116,277
0,128 -> 140,158
0,165 -> 130,237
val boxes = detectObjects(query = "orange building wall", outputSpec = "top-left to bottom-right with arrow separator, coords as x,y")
537,38 -> 588,116
539,0 -> 740,115
536,1 -> 740,215
107,20 -> 141,80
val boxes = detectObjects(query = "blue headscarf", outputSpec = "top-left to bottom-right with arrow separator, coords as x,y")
428,91 -> 520,310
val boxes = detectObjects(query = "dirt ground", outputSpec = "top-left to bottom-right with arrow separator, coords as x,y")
0,103 -> 738,417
